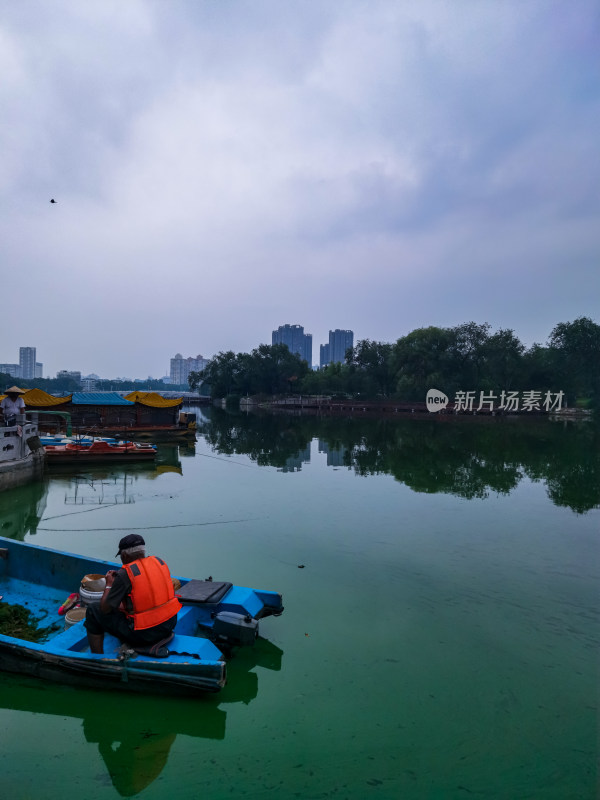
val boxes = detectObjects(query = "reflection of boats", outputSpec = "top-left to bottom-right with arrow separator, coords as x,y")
152,443 -> 184,475
0,631 -> 283,796
99,425 -> 196,441
0,674 -> 226,796
0,536 -> 283,695
45,440 -> 157,464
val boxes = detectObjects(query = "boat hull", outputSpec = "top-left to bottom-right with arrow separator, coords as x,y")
0,638 -> 226,694
45,451 -> 156,464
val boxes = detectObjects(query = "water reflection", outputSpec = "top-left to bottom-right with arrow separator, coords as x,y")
201,409 -> 600,513
0,636 -> 283,796
0,479 -> 47,540
0,443 -> 190,540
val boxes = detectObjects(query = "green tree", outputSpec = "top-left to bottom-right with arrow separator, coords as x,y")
347,340 -> 394,396
200,351 -> 240,397
188,370 -> 203,392
479,328 -> 525,389
200,344 -> 309,398
447,322 -> 492,388
391,326 -> 456,400
521,344 -> 556,392
548,317 -> 600,404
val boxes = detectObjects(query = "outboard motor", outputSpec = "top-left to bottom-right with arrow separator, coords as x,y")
211,611 -> 258,647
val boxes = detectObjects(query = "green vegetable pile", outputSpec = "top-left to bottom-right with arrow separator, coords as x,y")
0,601 -> 52,642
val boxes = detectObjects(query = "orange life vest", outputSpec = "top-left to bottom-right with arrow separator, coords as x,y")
122,556 -> 182,630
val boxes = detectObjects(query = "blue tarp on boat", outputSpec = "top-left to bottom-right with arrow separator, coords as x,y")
70,393 -> 135,406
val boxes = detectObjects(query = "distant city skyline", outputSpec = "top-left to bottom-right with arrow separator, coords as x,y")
2,308 -> 595,382
3,324 -> 363,378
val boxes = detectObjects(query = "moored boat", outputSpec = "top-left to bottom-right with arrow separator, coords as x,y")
44,439 -> 157,463
39,434 -> 122,446
0,536 -> 284,695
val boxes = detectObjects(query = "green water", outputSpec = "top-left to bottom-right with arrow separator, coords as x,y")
0,410 -> 597,799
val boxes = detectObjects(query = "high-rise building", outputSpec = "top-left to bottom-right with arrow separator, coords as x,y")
320,330 -> 353,367
170,354 -> 209,386
272,324 -> 312,364
0,363 -> 20,378
19,347 -> 36,380
57,370 -> 82,386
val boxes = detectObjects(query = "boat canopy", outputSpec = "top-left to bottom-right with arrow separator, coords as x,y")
0,389 -> 71,407
124,391 -> 182,408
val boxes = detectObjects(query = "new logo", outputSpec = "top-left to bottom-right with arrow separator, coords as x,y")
426,389 -> 448,412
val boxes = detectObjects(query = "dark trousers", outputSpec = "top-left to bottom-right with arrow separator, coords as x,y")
85,602 -> 177,646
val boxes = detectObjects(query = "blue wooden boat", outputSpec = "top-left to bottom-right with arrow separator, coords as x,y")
0,536 -> 283,695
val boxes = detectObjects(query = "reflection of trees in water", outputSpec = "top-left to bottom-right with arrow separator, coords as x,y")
203,409 -> 315,470
203,409 -> 600,513
0,636 -> 283,796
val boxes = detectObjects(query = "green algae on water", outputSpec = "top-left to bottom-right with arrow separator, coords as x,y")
0,601 -> 52,642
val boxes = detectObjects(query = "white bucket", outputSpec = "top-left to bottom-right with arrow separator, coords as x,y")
79,585 -> 104,605
64,606 -> 87,629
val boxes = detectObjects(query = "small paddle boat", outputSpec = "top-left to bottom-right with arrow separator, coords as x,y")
0,536 -> 283,695
44,439 -> 157,463
39,435 -> 121,446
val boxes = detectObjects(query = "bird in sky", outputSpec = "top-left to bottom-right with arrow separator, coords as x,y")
50,198 -> 57,203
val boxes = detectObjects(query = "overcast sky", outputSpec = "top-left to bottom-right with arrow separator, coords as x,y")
2,1 -> 598,378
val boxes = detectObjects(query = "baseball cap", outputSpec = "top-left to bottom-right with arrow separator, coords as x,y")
116,533 -> 146,556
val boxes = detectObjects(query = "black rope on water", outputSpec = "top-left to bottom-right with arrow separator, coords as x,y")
37,517 -> 264,532
41,505 -> 119,522
196,453 -> 260,468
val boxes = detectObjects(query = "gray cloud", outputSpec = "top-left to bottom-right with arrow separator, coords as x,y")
1,0 -> 598,376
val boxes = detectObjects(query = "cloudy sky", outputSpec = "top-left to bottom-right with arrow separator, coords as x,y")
2,1 -> 598,378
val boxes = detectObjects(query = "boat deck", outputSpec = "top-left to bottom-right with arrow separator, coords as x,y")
0,575 -> 223,664
0,576 -> 67,629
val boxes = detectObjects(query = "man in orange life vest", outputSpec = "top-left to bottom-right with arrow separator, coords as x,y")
85,534 -> 181,654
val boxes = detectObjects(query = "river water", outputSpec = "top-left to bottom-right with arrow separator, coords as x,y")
0,409 -> 598,799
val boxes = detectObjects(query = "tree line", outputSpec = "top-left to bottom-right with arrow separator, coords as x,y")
0,375 -> 185,395
195,316 -> 599,406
